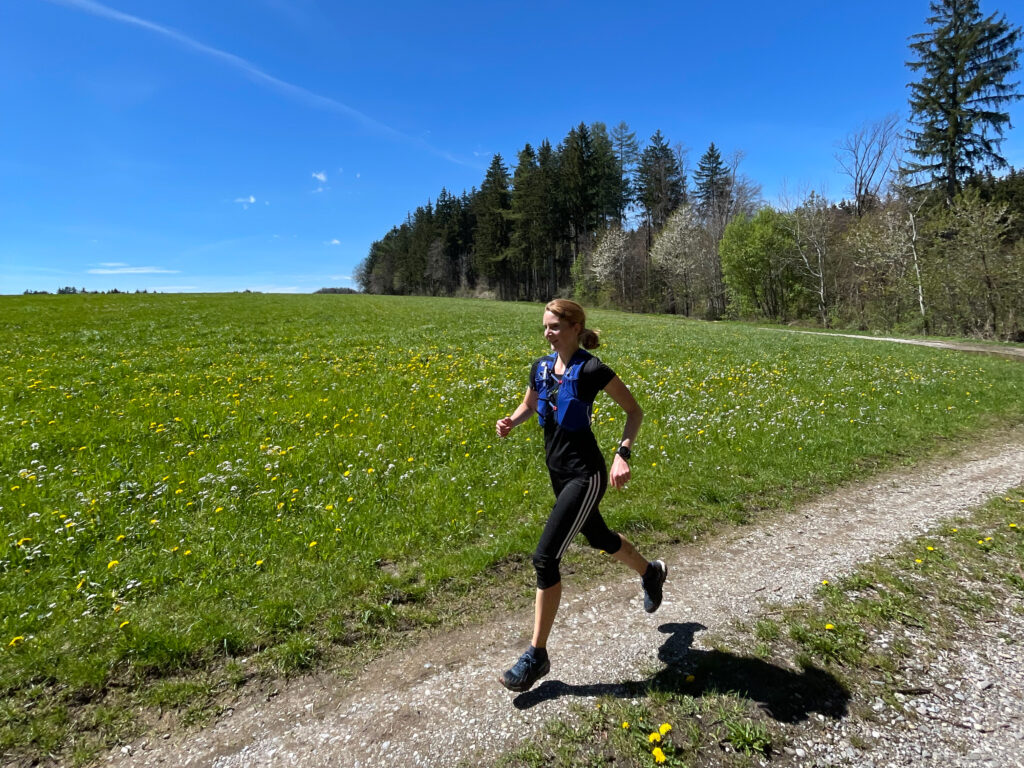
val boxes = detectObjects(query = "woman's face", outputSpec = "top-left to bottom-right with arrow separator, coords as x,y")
542,310 -> 580,352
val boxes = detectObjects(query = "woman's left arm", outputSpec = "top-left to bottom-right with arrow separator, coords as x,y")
603,376 -> 643,488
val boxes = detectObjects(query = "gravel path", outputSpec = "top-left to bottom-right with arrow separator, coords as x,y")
104,427 -> 1024,768
768,329 -> 1024,361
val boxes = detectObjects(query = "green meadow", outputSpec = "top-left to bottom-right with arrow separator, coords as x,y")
2,293 -> 1024,762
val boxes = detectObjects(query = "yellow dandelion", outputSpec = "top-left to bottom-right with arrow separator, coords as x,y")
659,723 -> 672,735
622,721 -> 630,729
824,623 -> 835,630
8,636 -> 25,647
685,674 -> 695,683
926,546 -> 934,551
215,507 -> 224,513
347,496 -> 354,503
76,579 -> 85,590
821,579 -> 829,585
325,504 -> 334,511
119,621 -> 130,629
652,747 -> 666,764
107,560 -> 119,570
255,559 -> 264,567
309,541 -> 317,548
915,558 -> 923,563
648,731 -> 661,743
16,538 -> 31,547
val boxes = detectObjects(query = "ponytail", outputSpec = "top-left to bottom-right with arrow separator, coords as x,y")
579,327 -> 601,350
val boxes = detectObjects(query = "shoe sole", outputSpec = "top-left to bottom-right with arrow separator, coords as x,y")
644,560 -> 668,613
498,659 -> 550,692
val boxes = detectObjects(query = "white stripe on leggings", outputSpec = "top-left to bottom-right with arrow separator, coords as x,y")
555,473 -> 602,560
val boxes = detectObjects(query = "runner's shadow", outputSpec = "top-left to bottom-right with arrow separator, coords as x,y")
512,622 -> 849,723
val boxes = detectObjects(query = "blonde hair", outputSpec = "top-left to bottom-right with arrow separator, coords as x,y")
545,298 -> 600,350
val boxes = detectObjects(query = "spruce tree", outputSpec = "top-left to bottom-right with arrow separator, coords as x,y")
693,142 -> 732,218
610,121 -> 640,223
905,0 -> 1022,204
560,123 -> 599,256
636,130 -> 684,232
473,155 -> 512,292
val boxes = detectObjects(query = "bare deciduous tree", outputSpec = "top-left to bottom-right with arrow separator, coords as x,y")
835,114 -> 901,217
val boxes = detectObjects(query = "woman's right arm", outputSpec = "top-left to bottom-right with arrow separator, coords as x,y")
496,386 -> 538,438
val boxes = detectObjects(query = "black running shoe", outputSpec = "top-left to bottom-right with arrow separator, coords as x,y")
642,560 -> 668,613
500,650 -> 550,692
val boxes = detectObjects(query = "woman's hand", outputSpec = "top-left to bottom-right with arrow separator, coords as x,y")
496,417 -> 514,438
610,454 -> 631,488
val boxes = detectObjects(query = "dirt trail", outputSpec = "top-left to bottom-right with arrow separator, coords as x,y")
768,328 -> 1024,361
104,426 -> 1024,768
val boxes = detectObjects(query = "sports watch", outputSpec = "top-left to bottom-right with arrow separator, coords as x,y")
615,443 -> 631,461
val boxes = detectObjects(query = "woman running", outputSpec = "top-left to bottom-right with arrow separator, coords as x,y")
495,299 -> 667,692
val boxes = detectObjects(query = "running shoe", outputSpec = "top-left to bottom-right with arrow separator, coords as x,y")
642,560 -> 668,613
499,650 -> 550,692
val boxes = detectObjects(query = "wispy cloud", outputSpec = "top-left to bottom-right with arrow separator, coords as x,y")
326,239 -> 341,245
99,261 -> 128,267
47,0 -> 474,167
89,265 -> 180,274
312,170 -> 326,183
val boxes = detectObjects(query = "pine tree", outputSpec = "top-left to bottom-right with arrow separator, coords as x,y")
473,155 -> 513,294
904,0 -> 1022,204
560,123 -> 599,257
610,121 -> 640,223
693,142 -> 732,220
509,144 -> 545,299
537,140 -> 568,295
636,130 -> 684,233
589,121 -> 627,226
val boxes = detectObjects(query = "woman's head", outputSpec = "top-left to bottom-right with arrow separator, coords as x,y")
543,299 -> 600,350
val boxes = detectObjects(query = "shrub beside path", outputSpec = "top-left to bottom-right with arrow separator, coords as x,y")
103,422 -> 1024,768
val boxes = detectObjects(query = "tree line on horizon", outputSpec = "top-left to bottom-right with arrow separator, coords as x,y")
356,0 -> 1024,341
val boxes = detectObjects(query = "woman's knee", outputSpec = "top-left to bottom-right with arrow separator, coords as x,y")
583,528 -> 622,555
532,552 -> 561,590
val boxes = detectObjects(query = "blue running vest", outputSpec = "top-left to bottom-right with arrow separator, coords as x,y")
534,350 -> 594,432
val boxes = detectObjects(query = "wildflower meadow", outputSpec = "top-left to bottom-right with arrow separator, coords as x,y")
2,293 -> 1023,761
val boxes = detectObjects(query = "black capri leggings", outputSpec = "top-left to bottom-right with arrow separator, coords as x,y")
532,471 -> 622,590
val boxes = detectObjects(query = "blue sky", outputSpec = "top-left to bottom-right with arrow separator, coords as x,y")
3,0 -> 1023,295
